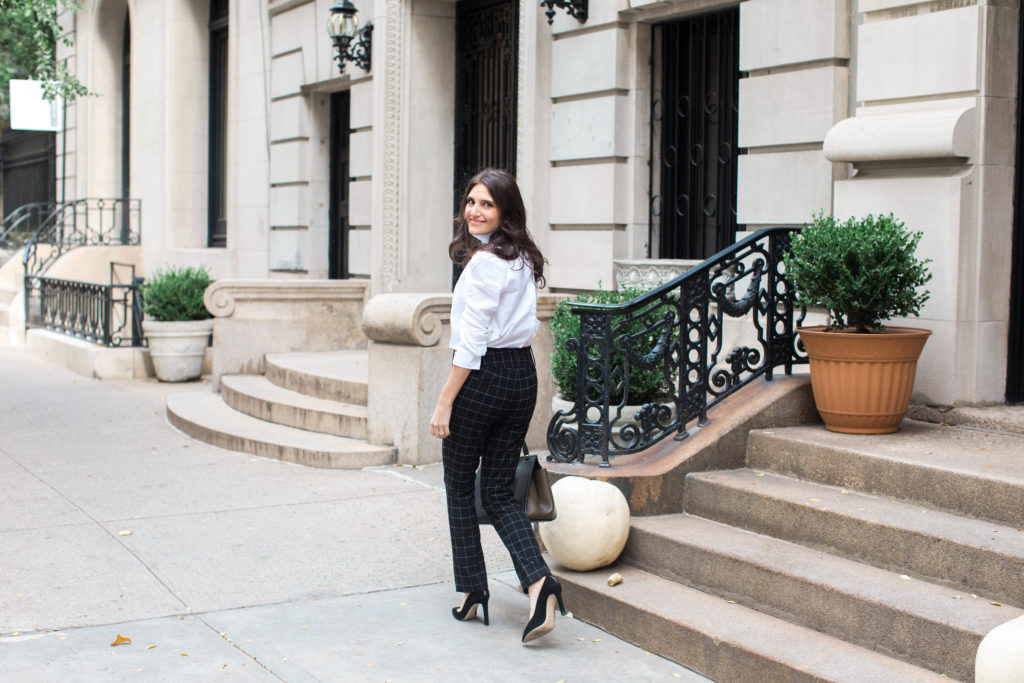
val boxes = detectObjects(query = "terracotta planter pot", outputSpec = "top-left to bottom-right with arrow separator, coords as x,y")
797,326 -> 931,434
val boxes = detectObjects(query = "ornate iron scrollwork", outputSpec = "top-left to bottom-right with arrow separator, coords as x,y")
546,227 -> 807,467
540,0 -> 587,26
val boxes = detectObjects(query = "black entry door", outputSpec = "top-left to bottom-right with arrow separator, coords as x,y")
652,8 -> 741,260
454,0 -> 518,199
329,91 -> 351,279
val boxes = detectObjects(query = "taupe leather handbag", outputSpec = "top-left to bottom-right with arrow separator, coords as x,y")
475,449 -> 557,524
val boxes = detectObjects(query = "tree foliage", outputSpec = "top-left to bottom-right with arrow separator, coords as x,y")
783,211 -> 932,333
0,0 -> 89,126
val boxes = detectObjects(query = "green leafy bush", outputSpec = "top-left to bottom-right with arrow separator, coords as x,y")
142,266 -> 212,322
783,211 -> 932,333
550,286 -> 675,404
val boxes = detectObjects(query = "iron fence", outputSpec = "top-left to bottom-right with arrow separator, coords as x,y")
546,227 -> 807,467
24,262 -> 144,348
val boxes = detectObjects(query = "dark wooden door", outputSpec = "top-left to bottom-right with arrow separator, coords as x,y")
329,91 -> 351,279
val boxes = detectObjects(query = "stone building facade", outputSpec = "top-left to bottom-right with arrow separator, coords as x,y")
55,0 -> 1024,406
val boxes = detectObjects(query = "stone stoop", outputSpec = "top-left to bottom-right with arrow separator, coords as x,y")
166,349 -> 394,469
552,420 -> 1024,681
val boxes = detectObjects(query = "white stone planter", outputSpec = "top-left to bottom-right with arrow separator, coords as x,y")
142,319 -> 214,382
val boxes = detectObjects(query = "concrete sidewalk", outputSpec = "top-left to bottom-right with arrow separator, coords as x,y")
0,345 -> 708,682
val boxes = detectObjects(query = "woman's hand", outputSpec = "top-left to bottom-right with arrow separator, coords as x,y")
431,366 -> 471,440
430,401 -> 452,439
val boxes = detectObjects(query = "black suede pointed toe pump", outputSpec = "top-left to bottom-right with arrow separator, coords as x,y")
452,590 -> 489,626
522,575 -> 565,643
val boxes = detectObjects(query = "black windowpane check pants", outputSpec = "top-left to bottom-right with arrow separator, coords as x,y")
442,347 -> 548,593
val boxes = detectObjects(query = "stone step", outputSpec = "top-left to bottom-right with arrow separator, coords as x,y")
552,563 -> 947,683
625,514 -> 1021,680
264,350 -> 368,405
747,422 -> 1024,528
684,468 -> 1024,607
166,392 -> 393,469
221,374 -> 368,440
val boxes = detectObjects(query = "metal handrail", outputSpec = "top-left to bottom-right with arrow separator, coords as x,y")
546,227 -> 808,467
21,197 -> 141,277
0,202 -> 54,251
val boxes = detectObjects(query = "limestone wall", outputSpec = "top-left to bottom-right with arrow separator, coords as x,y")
825,0 -> 1018,404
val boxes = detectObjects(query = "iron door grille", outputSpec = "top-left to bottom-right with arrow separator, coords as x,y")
651,8 -> 742,260
454,0 -> 519,197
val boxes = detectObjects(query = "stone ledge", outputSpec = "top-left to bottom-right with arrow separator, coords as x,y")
823,107 -> 976,163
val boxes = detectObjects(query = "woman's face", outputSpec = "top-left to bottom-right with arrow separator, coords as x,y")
464,183 -> 501,237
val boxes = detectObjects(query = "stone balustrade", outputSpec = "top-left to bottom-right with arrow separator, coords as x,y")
204,279 -> 369,387
362,292 -> 564,465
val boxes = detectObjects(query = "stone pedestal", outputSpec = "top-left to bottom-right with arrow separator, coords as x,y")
613,259 -> 700,292
362,292 -> 564,465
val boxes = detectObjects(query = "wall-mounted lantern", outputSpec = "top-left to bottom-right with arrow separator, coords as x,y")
540,0 -> 587,25
327,1 -> 372,74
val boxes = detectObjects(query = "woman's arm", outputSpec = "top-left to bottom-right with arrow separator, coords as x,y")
430,365 -> 471,439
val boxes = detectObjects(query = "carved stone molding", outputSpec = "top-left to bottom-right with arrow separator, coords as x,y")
378,0 -> 404,293
362,293 -> 453,346
205,279 -> 370,318
613,259 -> 701,292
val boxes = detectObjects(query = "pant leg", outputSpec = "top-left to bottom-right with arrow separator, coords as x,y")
477,361 -> 549,590
442,369 -> 497,593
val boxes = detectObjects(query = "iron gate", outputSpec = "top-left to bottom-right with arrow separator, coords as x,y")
453,0 -> 518,199
651,8 -> 741,260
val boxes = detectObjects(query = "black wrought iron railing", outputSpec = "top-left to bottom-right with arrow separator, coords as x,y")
547,227 -> 807,467
24,262 -> 144,348
21,198 -> 141,276
0,201 -> 54,252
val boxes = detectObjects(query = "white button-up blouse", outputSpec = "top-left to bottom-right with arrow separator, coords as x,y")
450,245 -> 540,370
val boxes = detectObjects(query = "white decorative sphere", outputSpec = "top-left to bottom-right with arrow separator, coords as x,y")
540,476 -> 630,571
977,615 -> 1024,682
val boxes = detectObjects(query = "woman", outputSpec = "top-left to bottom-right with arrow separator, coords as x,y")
429,168 -> 566,643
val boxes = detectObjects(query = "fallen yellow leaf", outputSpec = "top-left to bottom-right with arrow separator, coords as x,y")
992,602 -> 1003,607
110,634 -> 132,646
592,638 -> 602,642
146,644 -> 156,650
118,530 -> 133,537
179,652 -> 190,657
808,498 -> 823,502
11,631 -> 20,637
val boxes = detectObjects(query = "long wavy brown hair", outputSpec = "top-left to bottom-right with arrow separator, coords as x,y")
449,168 -> 546,287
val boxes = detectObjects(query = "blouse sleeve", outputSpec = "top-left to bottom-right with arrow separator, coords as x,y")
453,253 -> 506,370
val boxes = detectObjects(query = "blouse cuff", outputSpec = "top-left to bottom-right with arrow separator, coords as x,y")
453,347 -> 482,370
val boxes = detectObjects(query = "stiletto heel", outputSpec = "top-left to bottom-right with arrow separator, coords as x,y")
522,575 -> 565,643
452,590 -> 489,626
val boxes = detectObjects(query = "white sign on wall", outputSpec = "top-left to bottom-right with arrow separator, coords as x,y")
9,79 -> 63,132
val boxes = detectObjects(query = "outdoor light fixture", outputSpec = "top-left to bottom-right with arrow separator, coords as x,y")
540,0 -> 587,25
327,1 -> 372,74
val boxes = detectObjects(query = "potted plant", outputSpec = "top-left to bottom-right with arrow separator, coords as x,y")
783,211 -> 932,433
550,285 -> 676,427
141,265 -> 213,382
